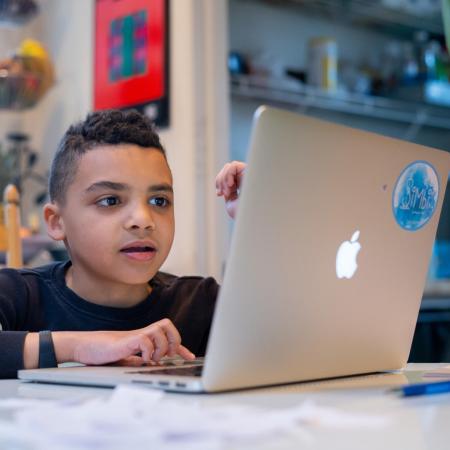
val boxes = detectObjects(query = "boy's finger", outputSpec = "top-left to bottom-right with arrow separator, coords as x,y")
143,319 -> 181,346
227,165 -> 240,187
117,355 -> 145,366
149,319 -> 182,360
136,335 -> 155,362
216,163 -> 230,184
117,334 -> 154,364
216,162 -> 239,193
216,177 -> 227,196
176,344 -> 196,360
216,162 -> 246,195
215,167 -> 227,189
150,329 -> 169,362
157,319 -> 182,347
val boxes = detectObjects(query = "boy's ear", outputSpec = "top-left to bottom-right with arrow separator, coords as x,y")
43,203 -> 66,241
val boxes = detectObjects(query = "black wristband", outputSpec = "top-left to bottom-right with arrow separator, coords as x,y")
38,330 -> 58,369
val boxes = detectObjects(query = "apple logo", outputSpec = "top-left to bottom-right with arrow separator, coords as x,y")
336,230 -> 361,279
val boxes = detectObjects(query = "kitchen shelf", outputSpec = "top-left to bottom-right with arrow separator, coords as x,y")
231,74 -> 450,130
258,0 -> 444,36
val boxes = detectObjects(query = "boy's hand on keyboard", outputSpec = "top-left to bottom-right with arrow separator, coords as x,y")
62,319 -> 195,365
215,161 -> 246,219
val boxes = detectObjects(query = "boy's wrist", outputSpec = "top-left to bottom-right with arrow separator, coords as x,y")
23,332 -> 39,369
24,331 -> 91,368
52,331 -> 77,363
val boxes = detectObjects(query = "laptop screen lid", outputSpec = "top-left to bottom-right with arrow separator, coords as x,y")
201,106 -> 450,392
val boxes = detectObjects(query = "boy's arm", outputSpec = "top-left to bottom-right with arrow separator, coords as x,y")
0,271 -> 194,377
0,332 -> 29,378
215,161 -> 246,219
23,318 -> 195,370
0,270 -> 35,378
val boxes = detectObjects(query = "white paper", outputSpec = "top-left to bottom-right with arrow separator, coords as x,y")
0,385 -> 390,450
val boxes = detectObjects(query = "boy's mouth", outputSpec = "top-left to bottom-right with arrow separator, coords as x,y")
120,242 -> 157,262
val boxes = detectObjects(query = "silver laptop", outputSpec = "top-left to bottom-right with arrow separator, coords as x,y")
19,106 -> 450,392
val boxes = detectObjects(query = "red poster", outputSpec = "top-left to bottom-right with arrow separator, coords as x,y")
94,0 -> 169,126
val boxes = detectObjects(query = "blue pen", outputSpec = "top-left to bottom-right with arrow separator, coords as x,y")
398,380 -> 450,397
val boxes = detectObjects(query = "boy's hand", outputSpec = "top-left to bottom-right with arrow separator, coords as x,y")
54,319 -> 195,366
215,161 -> 246,219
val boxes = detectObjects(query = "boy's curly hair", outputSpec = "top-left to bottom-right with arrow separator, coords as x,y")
49,109 -> 166,205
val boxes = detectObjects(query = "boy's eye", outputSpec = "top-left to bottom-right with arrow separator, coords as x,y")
97,196 -> 121,207
149,197 -> 170,208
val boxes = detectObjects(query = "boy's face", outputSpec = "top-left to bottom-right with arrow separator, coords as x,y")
47,144 -> 174,288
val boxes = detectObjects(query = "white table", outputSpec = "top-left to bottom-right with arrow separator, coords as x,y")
0,364 -> 449,450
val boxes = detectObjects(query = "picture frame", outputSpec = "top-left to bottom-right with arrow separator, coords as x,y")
94,0 -> 169,127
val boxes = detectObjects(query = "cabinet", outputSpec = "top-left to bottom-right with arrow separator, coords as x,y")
231,74 -> 450,130
229,0 -> 450,160
270,0 -> 443,36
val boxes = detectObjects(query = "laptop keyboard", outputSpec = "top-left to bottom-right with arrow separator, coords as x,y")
127,365 -> 203,377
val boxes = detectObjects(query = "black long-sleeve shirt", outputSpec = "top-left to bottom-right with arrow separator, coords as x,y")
0,261 -> 219,379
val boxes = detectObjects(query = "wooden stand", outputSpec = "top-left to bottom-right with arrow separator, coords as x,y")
2,184 -> 22,268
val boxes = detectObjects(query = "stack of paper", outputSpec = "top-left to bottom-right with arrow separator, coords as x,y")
423,365 -> 450,379
0,385 -> 389,449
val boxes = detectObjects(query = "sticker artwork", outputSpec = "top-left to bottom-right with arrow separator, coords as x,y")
392,161 -> 439,231
109,11 -> 148,82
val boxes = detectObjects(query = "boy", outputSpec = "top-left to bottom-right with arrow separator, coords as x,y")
0,109 -> 244,379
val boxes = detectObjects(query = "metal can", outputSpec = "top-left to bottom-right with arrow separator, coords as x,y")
308,37 -> 338,91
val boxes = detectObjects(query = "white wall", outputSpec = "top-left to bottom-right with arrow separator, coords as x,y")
0,21 -> 34,154
161,0 -> 229,279
0,0 -> 94,227
20,0 -> 94,219
0,0 -> 229,279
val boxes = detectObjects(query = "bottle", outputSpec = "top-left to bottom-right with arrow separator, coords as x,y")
308,37 -> 338,91
423,40 -> 442,80
401,42 -> 419,85
413,30 -> 429,82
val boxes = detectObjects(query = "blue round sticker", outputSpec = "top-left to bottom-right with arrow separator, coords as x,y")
392,161 -> 439,231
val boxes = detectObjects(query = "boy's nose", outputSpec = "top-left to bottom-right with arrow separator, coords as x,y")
125,204 -> 156,231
